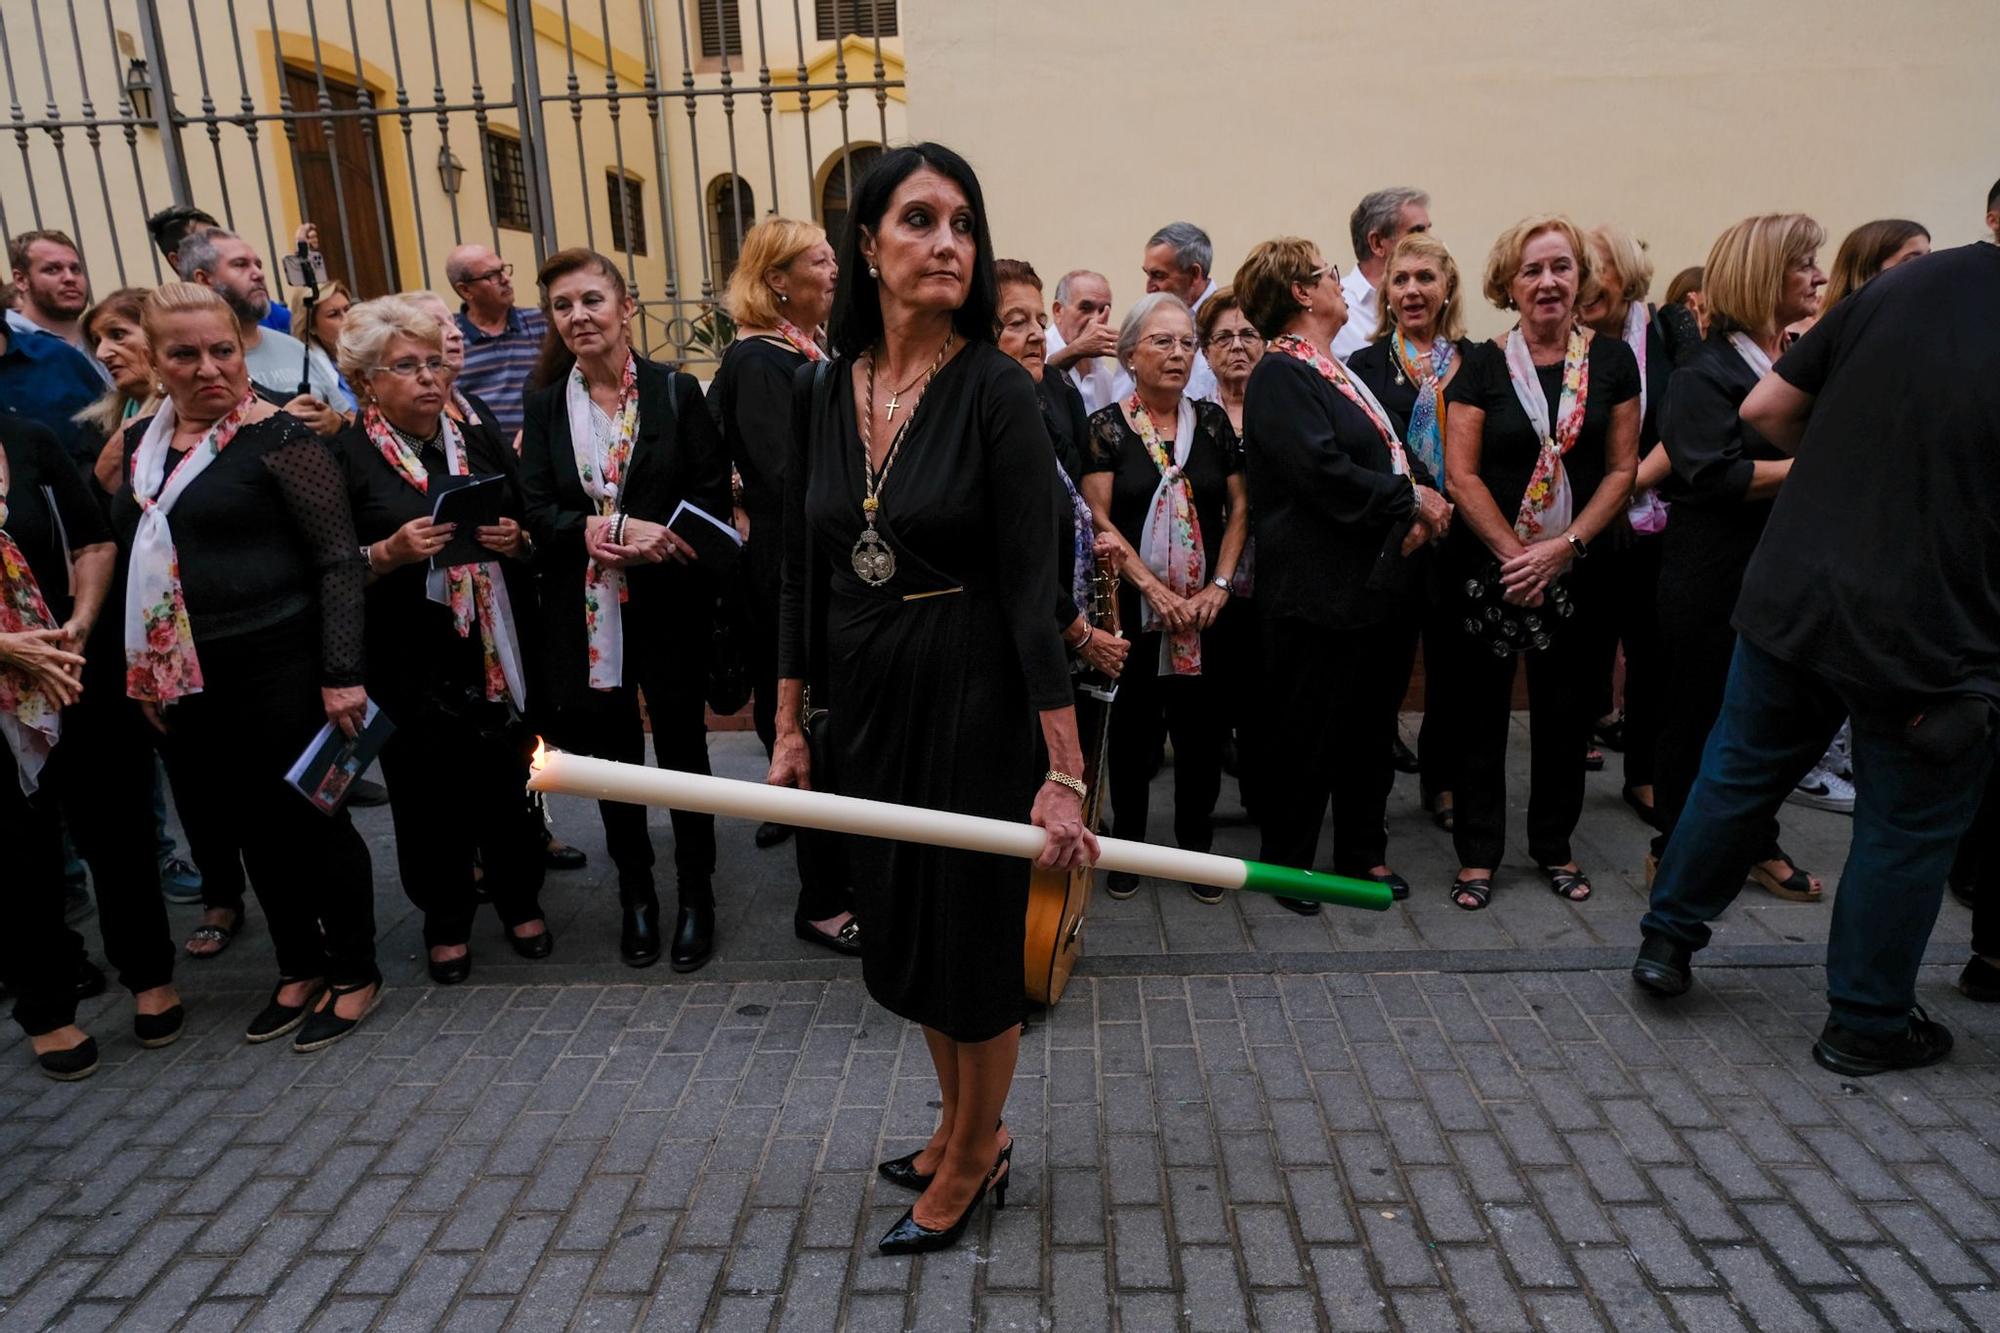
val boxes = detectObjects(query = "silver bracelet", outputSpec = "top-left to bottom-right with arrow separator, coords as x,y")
1045,769 -> 1086,798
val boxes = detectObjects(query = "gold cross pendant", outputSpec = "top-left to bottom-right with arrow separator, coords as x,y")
885,392 -> 901,420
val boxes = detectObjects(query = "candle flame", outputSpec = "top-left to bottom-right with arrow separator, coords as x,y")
530,737 -> 548,771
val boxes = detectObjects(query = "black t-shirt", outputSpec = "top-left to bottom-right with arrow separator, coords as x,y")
1735,242 -> 2000,704
1083,398 -> 1241,632
1,411 -> 111,626
710,335 -> 809,517
1445,334 -> 1640,524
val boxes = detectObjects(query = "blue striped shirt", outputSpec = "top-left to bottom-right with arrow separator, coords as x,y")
456,304 -> 548,440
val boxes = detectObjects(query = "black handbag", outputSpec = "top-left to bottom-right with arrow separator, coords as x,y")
1460,561 -> 1574,656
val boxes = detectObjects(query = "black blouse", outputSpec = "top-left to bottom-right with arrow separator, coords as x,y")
1445,335 -> 1640,525
711,335 -> 810,518
112,411 -> 364,686
1,410 -> 111,627
1345,336 -> 1480,446
331,416 -> 537,718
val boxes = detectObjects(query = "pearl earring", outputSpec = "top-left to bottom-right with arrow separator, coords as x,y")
777,291 -> 789,304
1302,302 -> 1313,313
868,265 -> 879,279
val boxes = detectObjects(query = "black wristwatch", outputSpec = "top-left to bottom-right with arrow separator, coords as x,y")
1563,533 -> 1588,561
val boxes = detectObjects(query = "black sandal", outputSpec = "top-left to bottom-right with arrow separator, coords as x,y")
293,978 -> 384,1053
184,908 -> 244,960
1450,877 -> 1492,911
1541,865 -> 1593,902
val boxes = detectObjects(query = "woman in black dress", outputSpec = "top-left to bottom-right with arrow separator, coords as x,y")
1081,292 -> 1246,905
1347,232 -> 1478,835
519,250 -> 731,972
1646,214 -> 1829,902
1442,217 -> 1639,911
1,409 -> 180,1079
768,144 -> 1096,1254
116,282 -> 379,1051
1234,238 -> 1450,912
709,217 -> 858,955
332,296 -> 549,985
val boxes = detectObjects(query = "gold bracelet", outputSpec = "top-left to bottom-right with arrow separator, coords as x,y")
1044,769 -> 1086,798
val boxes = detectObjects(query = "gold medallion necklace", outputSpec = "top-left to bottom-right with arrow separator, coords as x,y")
852,329 -> 952,587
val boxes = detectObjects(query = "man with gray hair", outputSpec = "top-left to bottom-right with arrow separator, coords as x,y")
1045,268 -> 1131,413
1330,187 -> 1432,361
180,226 -> 345,432
1140,222 -> 1219,401
447,241 -> 546,440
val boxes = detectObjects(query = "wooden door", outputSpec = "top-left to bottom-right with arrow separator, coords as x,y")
284,67 -> 398,297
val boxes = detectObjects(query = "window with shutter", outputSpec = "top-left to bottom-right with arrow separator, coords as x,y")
482,130 -> 531,232
607,172 -> 648,257
698,0 -> 742,59
815,0 -> 898,41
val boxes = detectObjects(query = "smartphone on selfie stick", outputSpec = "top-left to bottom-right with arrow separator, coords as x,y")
280,235 -> 330,399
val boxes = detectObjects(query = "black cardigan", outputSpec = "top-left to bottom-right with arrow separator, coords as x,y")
517,357 -> 729,702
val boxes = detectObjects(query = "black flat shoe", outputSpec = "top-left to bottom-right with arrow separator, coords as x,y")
543,842 -> 588,872
1188,882 -> 1225,905
1959,956 -> 2000,1002
294,979 -> 384,1053
878,1143 -> 1012,1255
1352,869 -> 1410,902
507,923 -> 554,960
1390,738 -> 1421,775
754,821 -> 793,849
1276,896 -> 1322,916
246,980 -> 324,1044
670,901 -> 716,973
794,915 -> 861,957
74,958 -> 107,1001
37,1036 -> 98,1082
1105,871 -> 1141,900
1811,1008 -> 1953,1077
134,1005 -> 185,1049
620,882 -> 662,969
1631,934 -> 1692,997
427,951 -> 472,985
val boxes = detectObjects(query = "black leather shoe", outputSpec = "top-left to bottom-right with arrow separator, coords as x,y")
671,901 -> 715,973
1959,955 -> 2000,1002
507,922 -> 555,960
1631,934 -> 1693,997
543,841 -> 588,872
620,883 -> 662,969
427,951 -> 472,986
878,1142 -> 1011,1255
134,1005 -> 185,1049
294,979 -> 384,1053
246,980 -> 323,1043
1350,869 -> 1410,902
754,821 -> 793,849
1391,738 -> 1421,775
877,1149 -> 933,1193
1277,896 -> 1322,916
74,958 -> 107,1001
37,1036 -> 98,1082
1812,1008 -> 1953,1076
794,915 -> 861,957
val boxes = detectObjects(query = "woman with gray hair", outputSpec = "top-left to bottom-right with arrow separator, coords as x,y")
330,295 -> 550,986
1081,291 -> 1247,904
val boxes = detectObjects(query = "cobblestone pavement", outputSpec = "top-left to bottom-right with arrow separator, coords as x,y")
4,729 -> 1995,1329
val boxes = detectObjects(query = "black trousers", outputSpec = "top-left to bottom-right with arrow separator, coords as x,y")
378,702 -> 546,949
1413,595 -> 1466,803
1208,595 -> 1269,816
1257,616 -> 1404,875
159,620 -> 377,987
1107,631 -> 1223,854
550,627 -> 717,900
1585,531 -> 1664,789
743,515 -> 783,755
1453,575 -> 1603,871
1958,776 -> 1999,958
1652,537 -> 1781,863
1,684 -> 178,1036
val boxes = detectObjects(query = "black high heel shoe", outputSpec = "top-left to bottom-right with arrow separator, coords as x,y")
877,1141 -> 1012,1255
877,1119 -> 1006,1193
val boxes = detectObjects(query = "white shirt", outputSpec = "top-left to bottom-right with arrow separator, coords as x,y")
1045,319 -> 1133,416
1331,266 -> 1380,362
243,326 -> 344,404
1183,283 -> 1220,404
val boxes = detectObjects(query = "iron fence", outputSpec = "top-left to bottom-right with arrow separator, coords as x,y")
0,0 -> 904,368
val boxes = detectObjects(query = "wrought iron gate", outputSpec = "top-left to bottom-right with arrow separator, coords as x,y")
0,0 -> 903,367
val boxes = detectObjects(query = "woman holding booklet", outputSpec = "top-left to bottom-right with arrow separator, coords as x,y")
331,295 -> 550,986
518,249 -> 733,972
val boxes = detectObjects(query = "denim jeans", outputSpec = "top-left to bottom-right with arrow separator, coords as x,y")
1642,640 -> 1995,1035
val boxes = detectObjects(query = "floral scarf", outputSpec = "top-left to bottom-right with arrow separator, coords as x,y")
123,390 -> 258,704
1393,331 -> 1454,489
361,406 -> 526,711
566,355 -> 640,690
0,470 -> 61,793
774,318 -> 826,362
1128,394 -> 1204,676
1503,325 -> 1591,541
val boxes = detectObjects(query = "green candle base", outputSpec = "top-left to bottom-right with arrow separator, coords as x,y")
1239,861 -> 1394,911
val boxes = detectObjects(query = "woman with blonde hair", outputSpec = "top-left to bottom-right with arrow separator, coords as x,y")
289,277 -> 358,416
1644,213 -> 1827,915
1442,215 -> 1640,911
1822,218 -> 1929,310
77,289 -> 158,488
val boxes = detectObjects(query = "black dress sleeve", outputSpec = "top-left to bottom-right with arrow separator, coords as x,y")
1593,335 -> 1642,405
1660,358 -> 1754,507
980,357 -> 1072,712
724,346 -> 799,511
261,421 -> 366,688
517,383 -> 586,560
1252,359 -> 1416,525
1198,401 -> 1243,474
1444,341 -> 1499,410
1774,299 -> 1851,398
777,361 -> 825,684
33,425 -> 113,551
675,372 -> 733,518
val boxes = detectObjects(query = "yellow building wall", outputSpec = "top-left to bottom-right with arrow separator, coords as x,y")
900,0 -> 2000,338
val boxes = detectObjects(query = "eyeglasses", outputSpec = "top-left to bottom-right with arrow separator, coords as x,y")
1205,329 -> 1263,348
1140,334 -> 1198,354
469,263 -> 513,284
376,356 -> 448,379
1299,261 -> 1339,285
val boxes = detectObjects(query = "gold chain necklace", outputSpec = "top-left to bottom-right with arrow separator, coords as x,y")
852,330 -> 952,587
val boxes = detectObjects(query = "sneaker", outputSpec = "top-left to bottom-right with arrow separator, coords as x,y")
1826,721 -> 1854,781
1787,767 -> 1855,814
1188,882 -> 1225,905
159,855 -> 205,904
1811,1007 -> 1952,1076
1105,872 -> 1141,900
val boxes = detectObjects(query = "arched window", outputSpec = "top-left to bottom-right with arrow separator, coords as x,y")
708,174 -> 754,293
817,144 -> 882,252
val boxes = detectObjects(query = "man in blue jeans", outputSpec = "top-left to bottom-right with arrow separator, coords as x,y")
1632,239 -> 2000,1076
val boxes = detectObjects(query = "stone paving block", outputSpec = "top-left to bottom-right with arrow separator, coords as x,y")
1442,1246 -> 1534,1332
1450,1132 -> 1531,1204
304,1298 -> 379,1332
1706,1246 -> 1825,1330
1408,1165 -> 1486,1243
1309,1245 -> 1391,1331
1178,1245 -> 1250,1332
1663,1292 -> 1754,1332
1897,1162 -> 2000,1241
1360,1206 -> 1440,1287
1680,1128 -> 1781,1200
1570,1247 -> 1674,1331
1234,1204 -> 1306,1288
1866,1204 -> 1992,1285
1612,1205 -> 1717,1288
240,1254 -> 352,1333
1482,1204 -> 1573,1288
1390,1291 -> 1461,1332
1049,1249 -> 1109,1333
